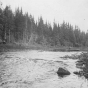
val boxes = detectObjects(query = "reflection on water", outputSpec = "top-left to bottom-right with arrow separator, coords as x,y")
0,50 -> 88,88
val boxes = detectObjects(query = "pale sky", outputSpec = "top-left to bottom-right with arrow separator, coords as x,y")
1,0 -> 88,32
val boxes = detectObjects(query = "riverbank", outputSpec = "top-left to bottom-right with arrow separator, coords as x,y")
75,52 -> 88,79
0,43 -> 88,52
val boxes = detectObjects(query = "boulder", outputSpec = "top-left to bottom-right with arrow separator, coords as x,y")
73,71 -> 81,75
57,67 -> 70,77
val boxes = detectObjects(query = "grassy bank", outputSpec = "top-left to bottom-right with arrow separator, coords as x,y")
0,44 -> 50,52
0,43 -> 88,52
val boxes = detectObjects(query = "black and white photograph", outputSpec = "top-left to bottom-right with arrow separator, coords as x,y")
0,0 -> 88,88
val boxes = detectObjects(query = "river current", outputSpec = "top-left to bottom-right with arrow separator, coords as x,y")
0,50 -> 88,88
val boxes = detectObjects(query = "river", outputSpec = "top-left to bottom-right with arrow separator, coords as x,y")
0,50 -> 88,88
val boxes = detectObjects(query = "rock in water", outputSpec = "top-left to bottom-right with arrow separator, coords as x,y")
57,67 -> 70,77
73,71 -> 81,76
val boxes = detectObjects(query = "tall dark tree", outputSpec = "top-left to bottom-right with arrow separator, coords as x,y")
14,8 -> 25,42
52,22 -> 60,46
3,6 -> 14,43
68,24 -> 76,46
37,17 -> 45,44
0,2 -> 4,40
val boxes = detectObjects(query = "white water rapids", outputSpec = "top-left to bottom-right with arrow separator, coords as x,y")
0,50 -> 88,88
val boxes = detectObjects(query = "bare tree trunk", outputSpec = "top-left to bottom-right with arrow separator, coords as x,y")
9,29 -> 10,43
23,15 -> 27,43
4,28 -> 6,41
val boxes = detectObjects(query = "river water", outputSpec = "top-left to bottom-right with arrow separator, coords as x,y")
0,50 -> 88,88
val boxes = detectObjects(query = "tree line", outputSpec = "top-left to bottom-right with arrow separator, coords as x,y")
0,5 -> 88,47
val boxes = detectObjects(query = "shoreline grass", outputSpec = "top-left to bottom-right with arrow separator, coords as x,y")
75,52 -> 88,79
0,43 -> 88,52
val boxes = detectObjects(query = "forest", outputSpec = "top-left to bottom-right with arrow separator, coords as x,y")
0,5 -> 88,47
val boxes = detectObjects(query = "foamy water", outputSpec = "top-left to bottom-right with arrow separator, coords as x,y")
0,50 -> 88,88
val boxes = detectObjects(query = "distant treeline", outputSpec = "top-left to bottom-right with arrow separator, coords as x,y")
0,5 -> 88,47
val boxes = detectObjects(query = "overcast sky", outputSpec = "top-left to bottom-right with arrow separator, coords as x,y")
1,0 -> 88,32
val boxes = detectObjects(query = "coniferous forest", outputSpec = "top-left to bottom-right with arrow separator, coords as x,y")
0,5 -> 88,47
